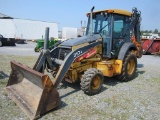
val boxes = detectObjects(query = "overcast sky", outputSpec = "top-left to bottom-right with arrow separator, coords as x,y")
0,0 -> 160,31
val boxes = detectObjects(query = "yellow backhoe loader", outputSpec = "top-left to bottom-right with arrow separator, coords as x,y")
5,7 -> 143,119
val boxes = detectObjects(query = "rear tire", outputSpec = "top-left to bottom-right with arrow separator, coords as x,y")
117,52 -> 137,81
80,68 -> 104,95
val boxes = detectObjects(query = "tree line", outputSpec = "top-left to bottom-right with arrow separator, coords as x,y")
141,29 -> 160,36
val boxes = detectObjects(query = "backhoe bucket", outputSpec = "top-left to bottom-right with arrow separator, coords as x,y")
5,61 -> 60,120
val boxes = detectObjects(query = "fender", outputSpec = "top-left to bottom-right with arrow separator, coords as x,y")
118,42 -> 137,61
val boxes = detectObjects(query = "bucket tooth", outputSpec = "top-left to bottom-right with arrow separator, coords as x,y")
5,61 -> 60,120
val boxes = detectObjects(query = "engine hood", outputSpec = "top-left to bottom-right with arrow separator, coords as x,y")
60,34 -> 102,47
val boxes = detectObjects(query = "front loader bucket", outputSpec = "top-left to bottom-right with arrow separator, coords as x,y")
5,61 -> 60,120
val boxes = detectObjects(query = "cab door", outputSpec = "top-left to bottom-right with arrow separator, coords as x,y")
101,15 -> 113,58
112,14 -> 130,57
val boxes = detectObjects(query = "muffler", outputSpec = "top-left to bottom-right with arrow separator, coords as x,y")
5,61 -> 60,120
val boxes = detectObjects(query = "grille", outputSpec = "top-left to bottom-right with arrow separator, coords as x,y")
59,48 -> 71,60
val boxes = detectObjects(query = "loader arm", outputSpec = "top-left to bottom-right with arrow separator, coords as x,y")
31,40 -> 101,88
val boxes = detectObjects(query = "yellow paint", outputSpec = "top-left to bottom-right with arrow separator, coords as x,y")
92,75 -> 101,90
87,9 -> 132,17
93,59 -> 122,77
66,59 -> 122,82
72,43 -> 89,50
113,60 -> 122,74
93,62 -> 113,77
65,44 -> 122,82
127,59 -> 135,75
66,63 -> 93,82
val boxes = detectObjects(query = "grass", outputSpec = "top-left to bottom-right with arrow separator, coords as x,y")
0,54 -> 37,85
0,54 -> 37,74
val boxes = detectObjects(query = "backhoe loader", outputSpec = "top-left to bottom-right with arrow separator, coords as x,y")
5,7 -> 143,119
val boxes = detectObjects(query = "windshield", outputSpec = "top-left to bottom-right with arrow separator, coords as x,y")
86,13 -> 111,36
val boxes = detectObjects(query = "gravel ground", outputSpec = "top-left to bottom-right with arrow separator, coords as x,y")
0,42 -> 40,56
0,43 -> 160,120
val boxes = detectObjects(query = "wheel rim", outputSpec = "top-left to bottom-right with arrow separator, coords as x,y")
91,75 -> 101,90
127,59 -> 135,75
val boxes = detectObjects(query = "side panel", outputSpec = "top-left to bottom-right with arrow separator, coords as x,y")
93,60 -> 122,77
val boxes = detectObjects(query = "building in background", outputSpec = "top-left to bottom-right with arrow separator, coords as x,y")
142,33 -> 159,39
59,26 -> 86,41
61,27 -> 78,40
77,26 -> 86,37
0,13 -> 87,41
0,13 -> 58,40
78,20 -> 87,37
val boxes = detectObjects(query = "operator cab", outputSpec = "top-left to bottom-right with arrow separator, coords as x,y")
86,9 -> 132,58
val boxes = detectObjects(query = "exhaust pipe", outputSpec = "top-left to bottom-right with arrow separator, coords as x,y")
44,27 -> 49,50
90,6 -> 95,36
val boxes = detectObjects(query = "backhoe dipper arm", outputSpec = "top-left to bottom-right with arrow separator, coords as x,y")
53,41 -> 101,88
130,7 -> 141,42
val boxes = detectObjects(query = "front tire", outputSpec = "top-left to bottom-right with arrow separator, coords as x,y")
80,68 -> 104,95
118,52 -> 137,81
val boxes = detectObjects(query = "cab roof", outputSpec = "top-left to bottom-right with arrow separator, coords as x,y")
87,9 -> 132,17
